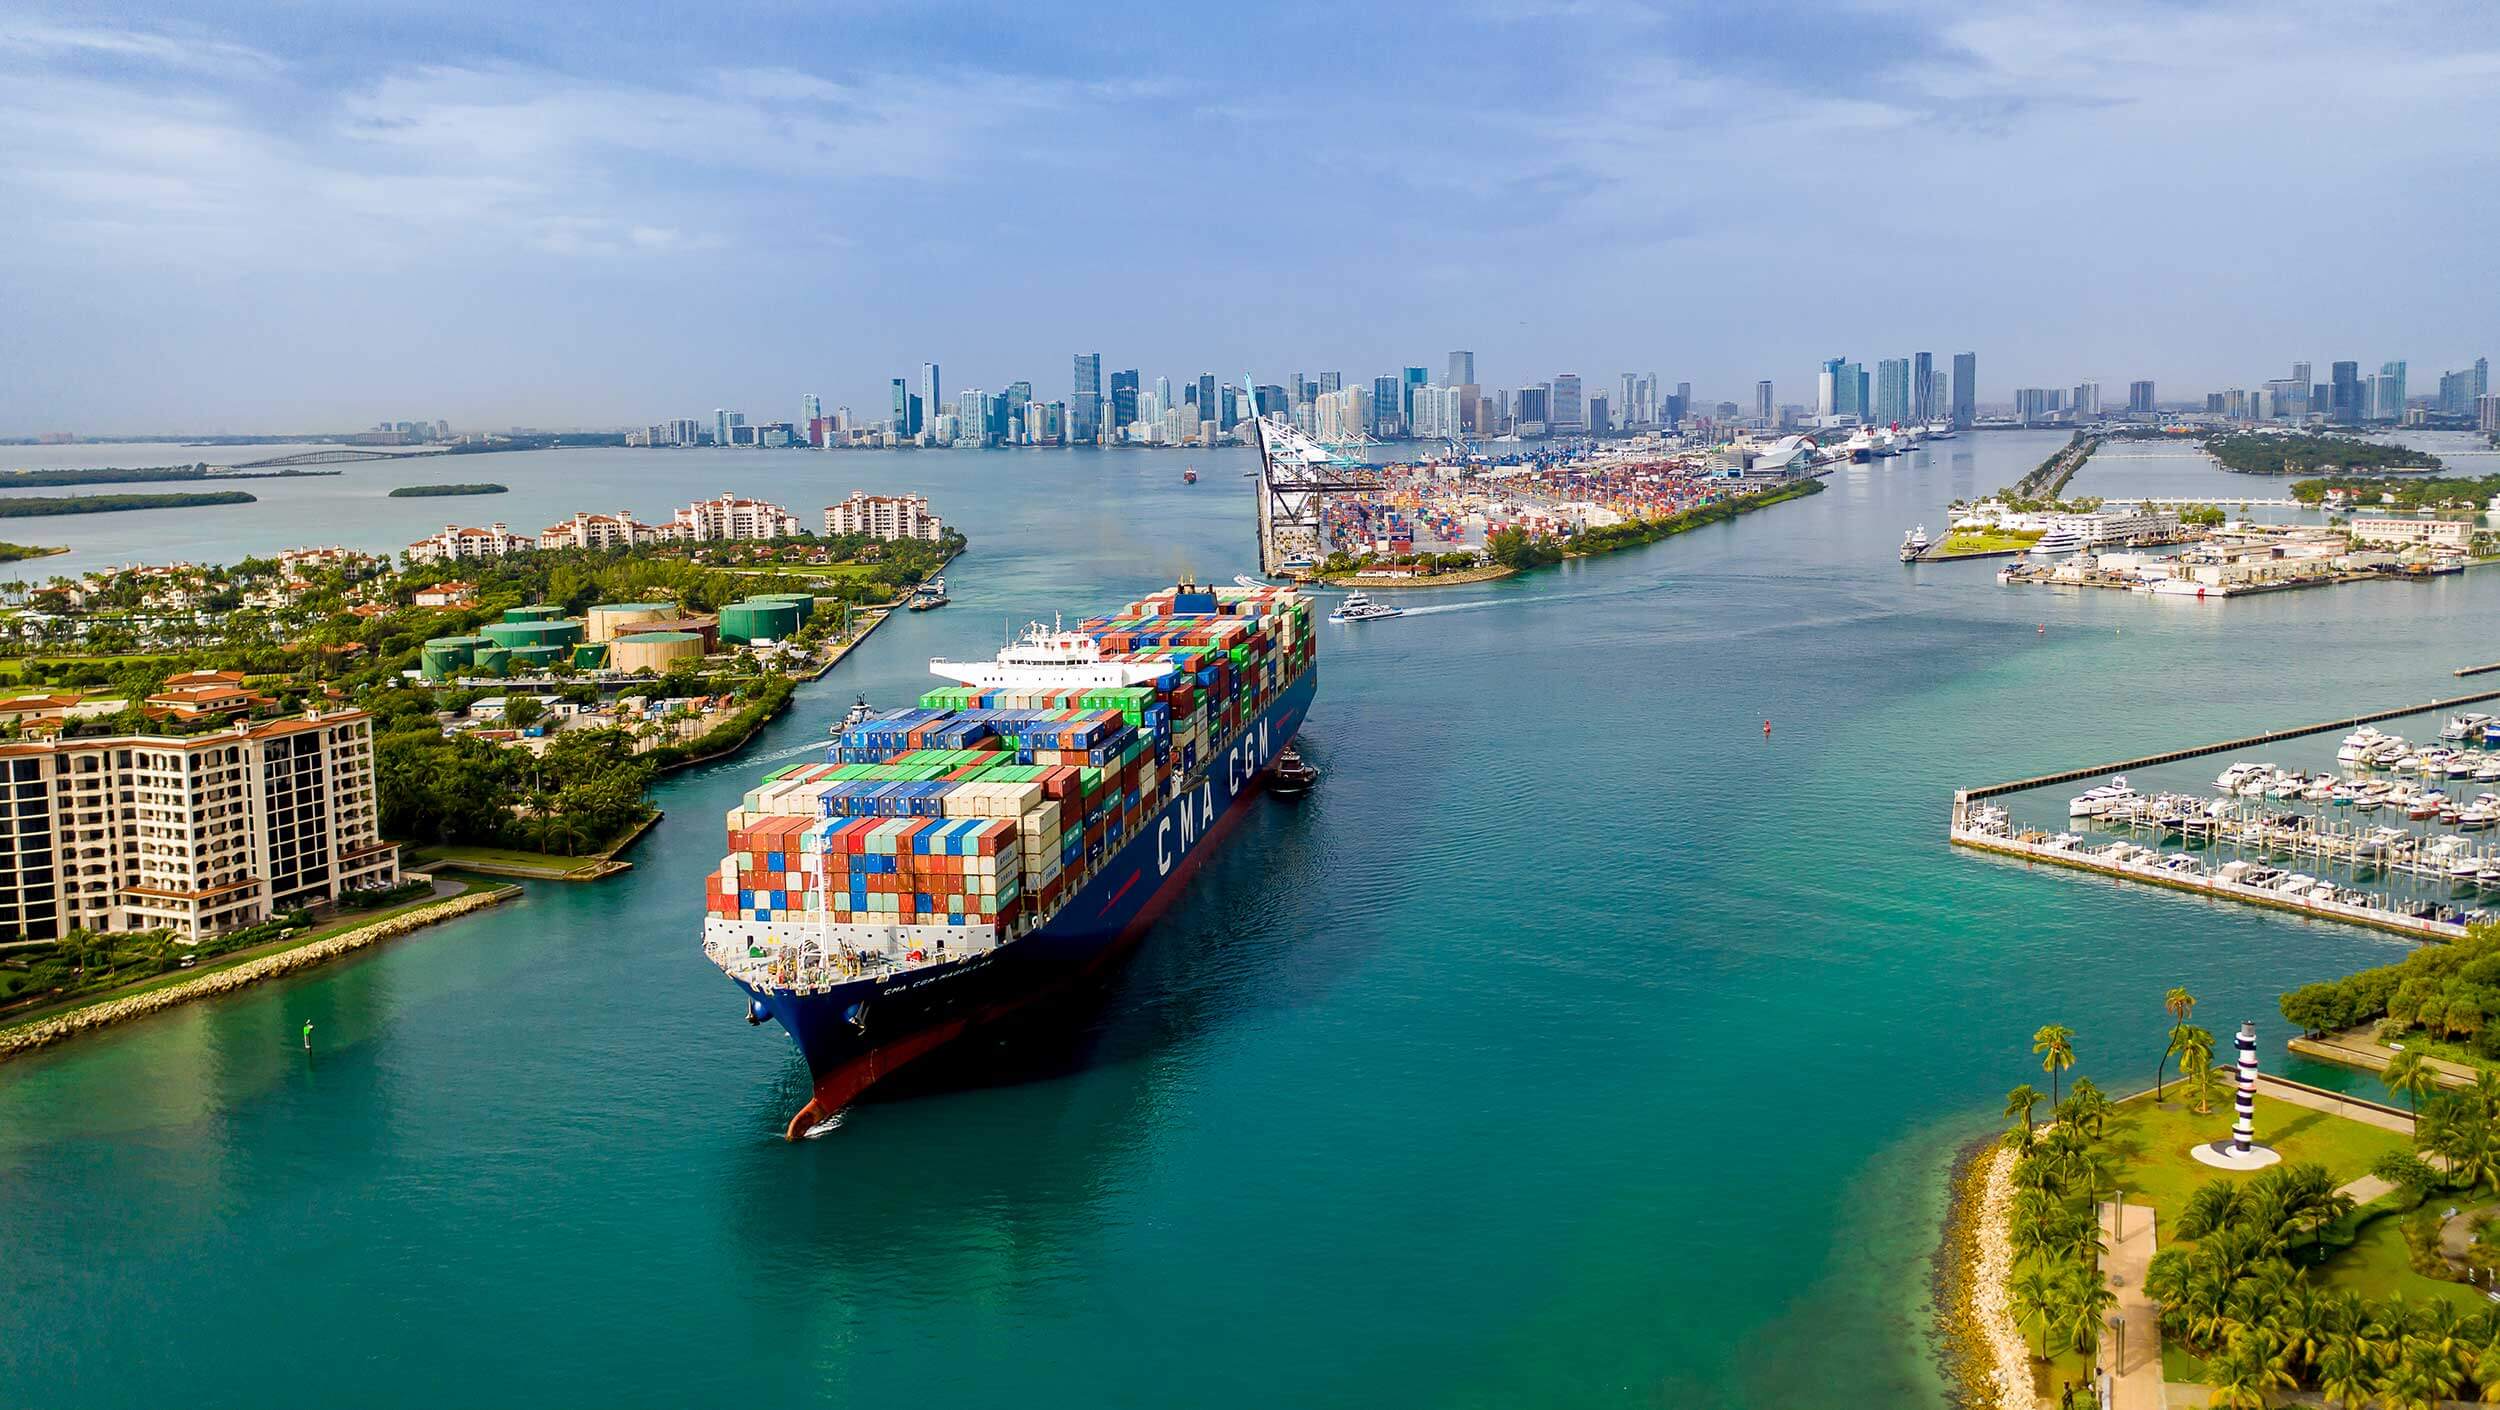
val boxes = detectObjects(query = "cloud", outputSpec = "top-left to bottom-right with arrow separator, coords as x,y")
0,19 -> 278,74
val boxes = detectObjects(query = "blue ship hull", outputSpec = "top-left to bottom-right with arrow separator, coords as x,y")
738,663 -> 1316,1136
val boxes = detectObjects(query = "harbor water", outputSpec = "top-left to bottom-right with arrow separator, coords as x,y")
3,432 -> 2495,1406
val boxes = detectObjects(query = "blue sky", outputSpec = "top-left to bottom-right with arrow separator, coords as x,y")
2,0 -> 2495,434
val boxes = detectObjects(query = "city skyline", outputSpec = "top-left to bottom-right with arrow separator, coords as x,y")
2,0 -> 2497,433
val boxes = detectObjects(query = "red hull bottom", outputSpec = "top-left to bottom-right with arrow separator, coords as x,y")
783,757 -> 1280,1139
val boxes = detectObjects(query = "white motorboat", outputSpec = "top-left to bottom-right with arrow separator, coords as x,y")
1328,592 -> 1404,624
1900,525 -> 1931,562
2069,776 -> 2139,819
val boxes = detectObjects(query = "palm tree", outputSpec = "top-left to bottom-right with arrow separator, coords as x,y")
2160,986 -> 2199,1098
2068,1076 -> 2112,1140
2474,1338 -> 2500,1403
2034,1023 -> 2077,1110
2177,1025 -> 2219,1113
2011,1260 -> 2058,1360
2004,1083 -> 2044,1142
2317,1338 -> 2379,1409
2206,1329 -> 2285,1408
2055,1261 -> 2116,1357
2384,1047 -> 2440,1117
2186,1051 -> 2234,1118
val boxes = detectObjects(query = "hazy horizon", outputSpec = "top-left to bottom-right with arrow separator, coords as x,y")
3,0 -> 2495,436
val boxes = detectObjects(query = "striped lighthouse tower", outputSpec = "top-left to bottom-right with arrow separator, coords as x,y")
2232,1020 -> 2259,1154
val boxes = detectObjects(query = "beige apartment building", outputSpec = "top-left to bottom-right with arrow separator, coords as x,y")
0,709 -> 399,942
823,491 -> 946,541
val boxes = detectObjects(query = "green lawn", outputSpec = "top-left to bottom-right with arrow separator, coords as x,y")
2103,1093 -> 2413,1230
2314,1203 -> 2488,1308
1931,528 -> 2044,557
405,843 -> 610,877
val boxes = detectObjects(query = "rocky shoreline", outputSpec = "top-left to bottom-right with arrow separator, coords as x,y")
1933,1132 -> 2030,1409
0,885 -> 518,1063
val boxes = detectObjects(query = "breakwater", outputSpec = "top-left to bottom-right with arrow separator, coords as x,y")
0,884 -> 519,1062
2012,433 -> 2100,500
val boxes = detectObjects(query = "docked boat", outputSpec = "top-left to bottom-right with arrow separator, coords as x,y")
2069,776 -> 2139,819
1328,592 -> 1403,624
2441,713 -> 2493,742
1925,419 -> 1957,439
1899,525 -> 1931,562
908,576 -> 950,612
2028,524 -> 2085,555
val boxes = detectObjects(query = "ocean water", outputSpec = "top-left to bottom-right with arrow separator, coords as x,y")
0,433 -> 2487,1407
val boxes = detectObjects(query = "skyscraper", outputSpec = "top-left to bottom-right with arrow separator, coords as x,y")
1875,359 -> 1911,424
1371,375 -> 1403,437
921,363 -> 942,440
1951,353 -> 1977,427
1550,373 -> 1584,431
1197,373 -> 1219,429
2379,361 -> 2408,421
1754,381 -> 1774,423
1402,367 -> 1427,427
1912,353 -> 1934,421
2330,361 -> 2360,423
1071,353 -> 1102,442
715,407 -> 730,447
802,393 -> 821,430
2128,380 -> 2156,415
1448,351 -> 1474,386
888,383 -> 907,437
1110,370 -> 1139,431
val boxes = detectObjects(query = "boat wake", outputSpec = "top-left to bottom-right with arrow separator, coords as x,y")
800,1113 -> 845,1139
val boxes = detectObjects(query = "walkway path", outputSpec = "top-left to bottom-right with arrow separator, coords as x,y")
2099,1200 -> 2163,1410
2290,1026 -> 2481,1092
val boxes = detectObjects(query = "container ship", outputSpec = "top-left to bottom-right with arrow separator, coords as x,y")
702,579 -> 1317,1137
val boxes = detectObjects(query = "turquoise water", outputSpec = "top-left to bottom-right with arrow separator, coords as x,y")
0,434 -> 2484,1406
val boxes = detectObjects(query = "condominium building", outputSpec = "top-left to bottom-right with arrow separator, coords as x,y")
823,492 -> 946,542
405,523 -> 532,563
0,709 -> 398,942
670,494 -> 801,541
537,510 -> 665,551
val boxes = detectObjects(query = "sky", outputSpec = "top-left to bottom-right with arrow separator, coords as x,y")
1,0 -> 2496,435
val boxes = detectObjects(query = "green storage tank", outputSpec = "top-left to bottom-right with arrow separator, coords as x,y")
754,592 -> 817,624
502,604 -> 568,624
571,642 -> 610,671
506,644 -> 565,671
472,645 -> 512,676
480,620 -> 584,650
719,599 -> 801,644
419,635 -> 489,682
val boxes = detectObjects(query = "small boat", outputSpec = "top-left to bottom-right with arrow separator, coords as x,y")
1265,745 -> 1318,797
1328,592 -> 1403,624
907,576 -> 950,612
1183,466 -> 1198,484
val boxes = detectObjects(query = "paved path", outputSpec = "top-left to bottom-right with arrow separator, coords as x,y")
2255,1071 -> 2421,1134
2099,1201 -> 2163,1410
2290,1028 -> 2481,1091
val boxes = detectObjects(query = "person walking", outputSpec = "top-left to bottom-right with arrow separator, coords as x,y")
301,1019 -> 314,1051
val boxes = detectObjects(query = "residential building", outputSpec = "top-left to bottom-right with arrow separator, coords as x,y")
2348,517 -> 2474,551
0,709 -> 398,942
145,671 -> 274,723
411,581 -> 476,608
2128,380 -> 2157,415
1110,370 -> 1139,432
824,492 -> 945,542
1550,373 -> 1585,432
1912,353 -> 1934,422
405,523 -> 531,563
1755,380 -> 1774,423
1370,375 -> 1404,437
1071,353 -> 1102,442
1875,359 -> 1911,424
671,494 -> 801,541
538,510 -> 663,551
1952,353 -> 1977,427
2330,361 -> 2360,423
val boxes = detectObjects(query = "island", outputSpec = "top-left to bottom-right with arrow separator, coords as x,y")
2293,471 -> 2500,509
0,463 -> 339,485
2207,431 -> 2442,476
389,483 -> 509,498
0,491 -> 256,517
0,542 -> 67,563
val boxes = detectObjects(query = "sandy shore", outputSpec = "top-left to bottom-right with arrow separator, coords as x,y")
1936,1133 -> 2033,1409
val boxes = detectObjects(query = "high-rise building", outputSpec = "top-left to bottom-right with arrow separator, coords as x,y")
888,381 -> 908,437
2074,382 -> 2100,417
1318,372 -> 1342,394
1371,375 -> 1404,437
0,709 -> 397,942
2481,394 -> 2500,434
1755,380 -> 1774,423
2128,380 -> 2156,415
715,408 -> 731,446
2330,361 -> 2360,423
1875,358 -> 1911,424
2014,388 -> 2054,423
1448,351 -> 1474,386
2379,361 -> 2408,421
1108,370 -> 1139,432
1197,374 -> 1219,429
1401,367 -> 1427,426
802,394 -> 821,430
1550,373 -> 1585,431
920,364 -> 943,440
1951,353 -> 1977,427
1912,353 -> 1934,421
1071,353 -> 1102,442
1817,359 -> 1842,417
1515,385 -> 1549,427
1931,375 -> 1949,422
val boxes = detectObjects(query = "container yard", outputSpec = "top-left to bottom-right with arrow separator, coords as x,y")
1320,450 -> 1808,559
1951,694 -> 2500,941
702,579 -> 1319,1133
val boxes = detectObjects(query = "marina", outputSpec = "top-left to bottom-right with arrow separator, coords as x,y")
1953,693 -> 2500,941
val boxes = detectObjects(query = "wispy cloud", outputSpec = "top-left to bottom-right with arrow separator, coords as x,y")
0,19 -> 278,74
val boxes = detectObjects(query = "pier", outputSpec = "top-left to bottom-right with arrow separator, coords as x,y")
1950,691 -> 2500,943
2104,496 -> 2309,509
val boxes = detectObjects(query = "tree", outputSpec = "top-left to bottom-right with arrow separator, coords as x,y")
2053,1261 -> 2116,1355
2206,1328 -> 2287,1408
2010,1260 -> 2058,1360
2034,1023 -> 2077,1110
2317,1337 -> 2378,1409
2371,1150 -> 2443,1206
2004,1083 -> 2043,1142
2383,1048 -> 2441,1117
2160,987 -> 2200,1099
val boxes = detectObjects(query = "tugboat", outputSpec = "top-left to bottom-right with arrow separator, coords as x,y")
907,576 -> 949,612
1899,525 -> 1931,562
1328,591 -> 1403,623
1266,745 -> 1318,797
1183,466 -> 1198,484
832,695 -> 873,737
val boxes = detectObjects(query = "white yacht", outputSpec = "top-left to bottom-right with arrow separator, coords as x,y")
1925,419 -> 1957,439
2028,523 -> 2085,555
2442,713 -> 2494,742
2069,776 -> 2139,819
1328,592 -> 1403,624
1899,525 -> 1931,562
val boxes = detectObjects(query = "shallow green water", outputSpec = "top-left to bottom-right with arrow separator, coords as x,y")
0,435 -> 2480,1407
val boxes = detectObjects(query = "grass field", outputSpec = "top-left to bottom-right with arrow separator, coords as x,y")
1931,528 -> 2045,558
2314,1203 -> 2488,1308
405,843 -> 611,877
2103,1092 -> 2413,1228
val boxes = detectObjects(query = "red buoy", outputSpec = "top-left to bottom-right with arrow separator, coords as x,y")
1762,719 -> 1772,738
